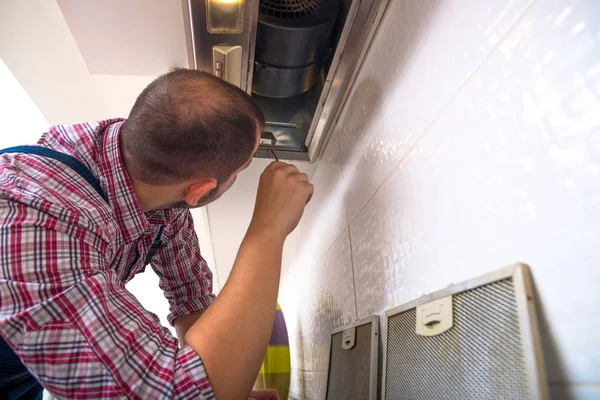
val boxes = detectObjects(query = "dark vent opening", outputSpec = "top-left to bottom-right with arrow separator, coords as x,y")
251,0 -> 352,160
259,0 -> 323,19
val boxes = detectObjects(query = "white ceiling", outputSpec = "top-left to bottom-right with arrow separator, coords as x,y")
56,0 -> 189,76
0,0 -> 171,124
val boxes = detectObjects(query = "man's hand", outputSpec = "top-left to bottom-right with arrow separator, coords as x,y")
185,161 -> 313,400
249,161 -> 314,239
249,389 -> 280,400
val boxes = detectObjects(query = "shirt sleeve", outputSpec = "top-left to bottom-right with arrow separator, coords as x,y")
0,204 -> 215,399
151,210 -> 215,326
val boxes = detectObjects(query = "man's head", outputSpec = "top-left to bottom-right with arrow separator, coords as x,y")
121,69 -> 264,210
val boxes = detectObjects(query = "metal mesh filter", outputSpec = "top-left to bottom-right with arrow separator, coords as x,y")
259,0 -> 323,18
385,278 -> 530,399
327,321 -> 376,399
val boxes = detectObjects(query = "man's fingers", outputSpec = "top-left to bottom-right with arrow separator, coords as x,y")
305,182 -> 314,203
279,164 -> 300,175
266,161 -> 297,171
266,161 -> 303,176
293,172 -> 309,182
266,161 -> 288,171
255,161 -> 314,237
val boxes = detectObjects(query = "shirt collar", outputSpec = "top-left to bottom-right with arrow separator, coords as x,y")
98,121 -> 150,243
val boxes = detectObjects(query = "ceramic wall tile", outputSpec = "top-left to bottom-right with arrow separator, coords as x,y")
206,158 -> 317,290
289,369 -> 302,399
289,131 -> 349,274
336,0 -> 533,222
351,0 -> 600,385
280,228 -> 357,388
289,369 -> 328,400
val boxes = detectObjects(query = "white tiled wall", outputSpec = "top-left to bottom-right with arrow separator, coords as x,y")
205,158 -> 318,292
336,0 -> 534,221
275,0 -> 600,398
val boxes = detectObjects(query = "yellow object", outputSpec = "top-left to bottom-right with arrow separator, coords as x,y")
254,304 -> 291,399
258,346 -> 291,374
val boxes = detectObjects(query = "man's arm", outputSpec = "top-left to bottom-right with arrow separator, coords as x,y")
186,162 -> 313,399
174,312 -> 202,345
149,209 -> 215,337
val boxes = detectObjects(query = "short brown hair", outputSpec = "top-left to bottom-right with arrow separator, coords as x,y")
121,69 -> 264,185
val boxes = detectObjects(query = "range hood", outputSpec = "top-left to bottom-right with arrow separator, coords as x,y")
182,0 -> 389,161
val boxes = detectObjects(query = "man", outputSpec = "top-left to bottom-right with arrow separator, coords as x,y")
0,69 -> 313,399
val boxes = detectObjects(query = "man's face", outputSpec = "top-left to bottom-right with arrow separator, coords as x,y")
191,155 -> 253,207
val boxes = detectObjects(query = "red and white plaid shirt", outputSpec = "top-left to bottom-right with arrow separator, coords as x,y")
0,120 -> 215,399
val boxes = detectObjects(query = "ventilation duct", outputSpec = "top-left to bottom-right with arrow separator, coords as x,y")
253,0 -> 340,98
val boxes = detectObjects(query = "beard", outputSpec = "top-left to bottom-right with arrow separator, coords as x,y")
161,185 -> 223,209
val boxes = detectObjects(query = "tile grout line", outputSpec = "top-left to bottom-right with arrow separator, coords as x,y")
342,0 -> 539,229
288,2 -> 540,395
347,226 -> 360,323
300,132 -> 354,274
291,0 -> 393,269
295,0 -> 538,283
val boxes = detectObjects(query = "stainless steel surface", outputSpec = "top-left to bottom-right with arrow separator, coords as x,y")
205,0 -> 244,33
265,121 -> 297,129
184,0 -> 391,161
252,77 -> 325,153
306,0 -> 390,160
260,131 -> 277,145
212,45 -> 243,87
186,0 -> 259,93
181,0 -> 196,69
253,0 -> 392,160
382,264 -> 548,400
327,315 -> 379,400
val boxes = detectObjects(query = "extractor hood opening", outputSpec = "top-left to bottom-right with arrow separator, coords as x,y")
252,0 -> 350,161
184,0 -> 389,162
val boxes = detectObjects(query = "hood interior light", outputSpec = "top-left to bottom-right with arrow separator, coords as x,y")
206,0 -> 244,34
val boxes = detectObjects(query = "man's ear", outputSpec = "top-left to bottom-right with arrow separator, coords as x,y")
185,179 -> 217,207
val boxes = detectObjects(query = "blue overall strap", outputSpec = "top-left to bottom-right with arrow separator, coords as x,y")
0,145 -> 107,202
134,224 -> 166,275
144,225 -> 166,266
126,224 -> 166,278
